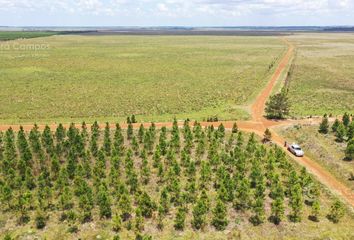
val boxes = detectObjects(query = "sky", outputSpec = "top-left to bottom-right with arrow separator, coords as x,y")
0,0 -> 354,26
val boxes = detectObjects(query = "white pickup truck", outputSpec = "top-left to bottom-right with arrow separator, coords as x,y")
288,144 -> 305,157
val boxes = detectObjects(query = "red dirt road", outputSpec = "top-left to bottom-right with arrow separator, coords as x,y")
251,38 -> 294,123
0,38 -> 353,208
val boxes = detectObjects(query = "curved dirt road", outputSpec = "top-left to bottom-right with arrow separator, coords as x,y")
0,38 -> 353,208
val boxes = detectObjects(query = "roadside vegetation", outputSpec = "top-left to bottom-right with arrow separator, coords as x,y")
319,113 -> 354,161
1,120 -> 353,239
0,35 -> 285,123
286,33 -> 354,117
318,113 -> 354,178
275,113 -> 354,190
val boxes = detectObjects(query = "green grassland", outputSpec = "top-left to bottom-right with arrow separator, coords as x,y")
0,124 -> 353,240
275,124 -> 354,191
0,35 -> 285,124
0,31 -> 59,41
287,33 -> 354,117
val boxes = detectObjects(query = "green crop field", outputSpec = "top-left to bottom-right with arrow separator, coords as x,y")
287,33 -> 354,117
0,122 -> 353,240
0,35 -> 285,124
0,31 -> 59,41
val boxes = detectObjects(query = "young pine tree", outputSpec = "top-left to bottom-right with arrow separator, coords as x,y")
0,131 -> 4,161
332,119 -> 340,133
1,184 -> 13,210
265,88 -> 290,119
174,207 -> 186,230
192,198 -> 207,230
153,205 -> 164,231
217,123 -> 225,140
263,128 -> 272,142
97,184 -> 112,219
347,121 -> 354,140
35,209 -> 47,229
127,123 -> 134,140
17,191 -> 32,224
319,114 -> 329,134
336,123 -> 347,142
232,122 -> 238,133
310,199 -> 320,222
103,122 -> 112,156
271,197 -> 285,225
345,139 -> 354,160
138,124 -> 145,143
250,197 -> 265,226
141,156 -> 151,185
138,192 -> 156,218
59,186 -> 74,210
328,200 -> 345,223
212,198 -> 228,231
131,115 -> 137,124
112,213 -> 123,232
17,126 -> 32,165
234,178 -> 251,211
289,183 -> 303,222
134,207 -> 144,232
79,193 -> 94,223
4,128 -> 17,172
132,136 -> 139,155
42,125 -> 54,154
118,193 -> 132,221
342,112 -> 351,128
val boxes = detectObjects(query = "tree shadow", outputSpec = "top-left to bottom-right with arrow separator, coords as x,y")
268,216 -> 281,225
308,215 -> 319,222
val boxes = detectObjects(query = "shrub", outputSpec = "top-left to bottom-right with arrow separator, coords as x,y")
68,225 -> 79,233
35,211 -> 46,229
263,128 -> 272,142
327,200 -> 345,223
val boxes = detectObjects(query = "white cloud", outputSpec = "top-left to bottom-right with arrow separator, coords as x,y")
157,3 -> 168,12
0,0 -> 353,25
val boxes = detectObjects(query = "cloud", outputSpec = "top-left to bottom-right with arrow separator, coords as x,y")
0,0 -> 353,25
157,3 -> 168,12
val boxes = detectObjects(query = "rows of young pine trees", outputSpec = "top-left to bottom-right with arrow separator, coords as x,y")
0,119 -> 346,239
319,113 -> 354,161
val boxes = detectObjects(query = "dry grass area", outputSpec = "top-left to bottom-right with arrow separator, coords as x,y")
1,206 -> 353,240
0,35 -> 285,124
286,33 -> 354,117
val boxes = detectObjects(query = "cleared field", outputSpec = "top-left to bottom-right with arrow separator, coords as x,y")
287,33 -> 354,117
275,124 -> 354,191
0,35 -> 285,124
